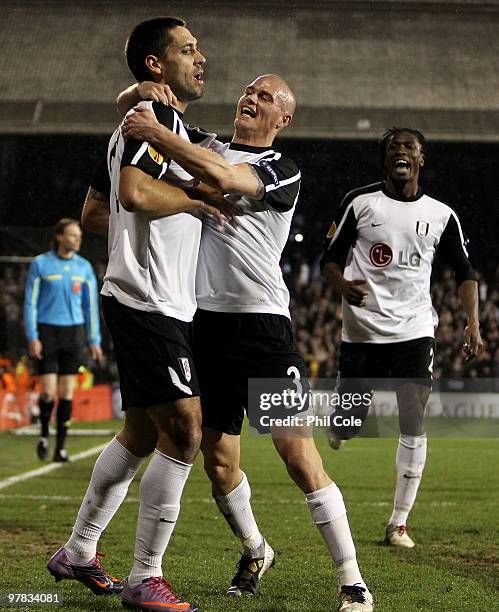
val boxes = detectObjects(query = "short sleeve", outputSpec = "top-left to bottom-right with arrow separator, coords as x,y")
320,193 -> 358,270
436,211 -> 477,285
251,156 -> 301,212
90,156 -> 111,197
120,102 -> 177,178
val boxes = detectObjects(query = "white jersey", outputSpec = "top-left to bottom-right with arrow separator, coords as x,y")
322,182 -> 476,343
98,102 -> 217,322
196,143 -> 301,318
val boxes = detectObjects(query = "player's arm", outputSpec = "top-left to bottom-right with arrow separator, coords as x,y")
82,264 -> 104,363
23,259 -> 43,358
81,156 -> 111,236
320,196 -> 368,307
119,167 -> 222,223
116,82 -> 177,116
122,107 -> 265,198
437,212 -> 483,357
81,188 -> 110,236
120,103 -> 224,223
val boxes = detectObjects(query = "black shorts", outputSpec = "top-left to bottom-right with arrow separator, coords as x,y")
194,309 -> 307,435
102,296 -> 200,410
37,324 -> 86,375
339,337 -> 435,387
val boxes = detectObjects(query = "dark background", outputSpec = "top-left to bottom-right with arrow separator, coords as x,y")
1,135 -> 497,279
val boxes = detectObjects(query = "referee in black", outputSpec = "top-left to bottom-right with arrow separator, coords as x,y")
24,219 -> 103,461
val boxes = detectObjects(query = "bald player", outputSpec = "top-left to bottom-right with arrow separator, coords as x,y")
122,74 -> 374,612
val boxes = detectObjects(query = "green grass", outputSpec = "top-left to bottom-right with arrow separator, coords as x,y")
0,422 -> 498,611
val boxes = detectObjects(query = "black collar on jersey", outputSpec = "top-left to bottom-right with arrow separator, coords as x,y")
382,181 -> 424,202
229,143 -> 273,153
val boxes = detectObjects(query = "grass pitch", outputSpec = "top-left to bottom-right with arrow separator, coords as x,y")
0,421 -> 497,611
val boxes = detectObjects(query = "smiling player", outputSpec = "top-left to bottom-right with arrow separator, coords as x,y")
121,74 -> 374,612
321,127 -> 483,548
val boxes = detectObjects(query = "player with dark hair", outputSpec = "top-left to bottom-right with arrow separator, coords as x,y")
321,127 -> 483,548
377,127 -> 427,171
24,218 -> 102,463
47,18 -> 229,612
125,17 -> 187,83
120,74 -> 374,612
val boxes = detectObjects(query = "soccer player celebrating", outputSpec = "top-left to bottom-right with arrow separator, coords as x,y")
122,75 -> 374,612
321,128 -> 483,548
24,218 -> 102,462
47,17 -> 227,612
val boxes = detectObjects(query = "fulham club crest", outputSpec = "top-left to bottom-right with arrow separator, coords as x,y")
416,221 -> 429,237
179,357 -> 192,382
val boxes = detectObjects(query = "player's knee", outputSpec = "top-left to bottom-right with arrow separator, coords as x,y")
157,415 -> 202,459
204,458 -> 239,489
283,453 -> 318,488
118,429 -> 156,458
176,422 -> 202,457
40,391 -> 56,403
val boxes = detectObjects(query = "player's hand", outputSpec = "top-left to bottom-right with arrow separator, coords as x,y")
189,183 -> 243,226
28,339 -> 42,359
136,82 -> 178,107
122,106 -> 161,141
462,321 -> 483,361
89,344 -> 104,365
340,279 -> 368,307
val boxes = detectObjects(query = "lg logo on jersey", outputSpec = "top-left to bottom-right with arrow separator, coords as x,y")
370,243 -> 393,267
370,243 -> 421,268
398,251 -> 421,267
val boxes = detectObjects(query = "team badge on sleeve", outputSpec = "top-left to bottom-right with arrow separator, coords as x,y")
326,222 -> 337,239
416,221 -> 429,236
147,145 -> 164,165
178,357 -> 192,382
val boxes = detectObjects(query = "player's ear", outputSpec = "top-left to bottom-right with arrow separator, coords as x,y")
420,153 -> 425,167
145,54 -> 163,79
277,113 -> 292,129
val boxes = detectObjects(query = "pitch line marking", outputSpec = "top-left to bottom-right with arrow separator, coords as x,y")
0,443 -> 107,491
0,492 -> 458,508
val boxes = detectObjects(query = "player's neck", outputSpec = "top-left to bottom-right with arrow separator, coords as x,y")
385,177 -> 420,199
231,132 -> 273,148
174,101 -> 188,114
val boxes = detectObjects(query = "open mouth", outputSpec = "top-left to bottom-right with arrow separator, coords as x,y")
193,72 -> 204,83
394,159 -> 410,171
241,106 -> 256,118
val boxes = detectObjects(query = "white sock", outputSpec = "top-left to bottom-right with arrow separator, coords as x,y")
389,434 -> 427,526
65,437 -> 144,563
306,482 -> 365,588
213,472 -> 264,556
129,450 -> 192,588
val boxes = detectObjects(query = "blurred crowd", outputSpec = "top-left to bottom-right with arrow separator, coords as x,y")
285,256 -> 499,382
1,258 -> 498,392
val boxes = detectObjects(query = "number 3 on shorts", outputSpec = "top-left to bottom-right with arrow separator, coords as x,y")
287,365 -> 303,395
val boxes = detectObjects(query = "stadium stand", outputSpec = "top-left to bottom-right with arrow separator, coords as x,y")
0,0 -> 498,140
1,258 -> 497,384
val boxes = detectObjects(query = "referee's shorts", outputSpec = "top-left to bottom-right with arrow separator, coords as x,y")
37,323 -> 86,375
